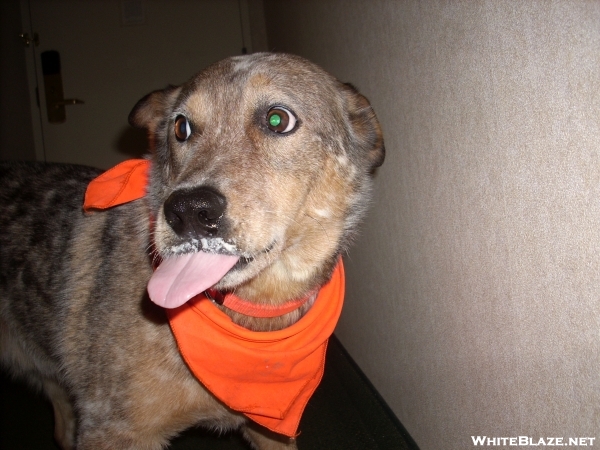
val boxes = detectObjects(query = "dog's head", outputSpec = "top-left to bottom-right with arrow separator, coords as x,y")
130,53 -> 384,318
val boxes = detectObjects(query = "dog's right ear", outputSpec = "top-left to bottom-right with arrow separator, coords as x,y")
128,85 -> 182,130
341,83 -> 385,171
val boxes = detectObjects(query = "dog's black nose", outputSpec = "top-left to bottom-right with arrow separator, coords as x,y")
163,187 -> 226,238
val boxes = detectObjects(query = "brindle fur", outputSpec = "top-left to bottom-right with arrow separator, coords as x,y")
0,53 -> 384,449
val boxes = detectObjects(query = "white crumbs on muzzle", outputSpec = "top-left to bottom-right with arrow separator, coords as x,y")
170,238 -> 239,256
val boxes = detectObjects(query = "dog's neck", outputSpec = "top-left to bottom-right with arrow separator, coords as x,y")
214,291 -> 317,332
205,288 -> 315,318
219,257 -> 340,331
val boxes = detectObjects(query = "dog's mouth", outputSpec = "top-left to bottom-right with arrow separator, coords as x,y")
147,238 -> 274,309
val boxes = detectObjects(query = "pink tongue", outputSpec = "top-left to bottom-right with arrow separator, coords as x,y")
147,252 -> 240,309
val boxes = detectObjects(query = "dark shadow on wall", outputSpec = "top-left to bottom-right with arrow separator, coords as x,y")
0,0 -> 36,161
113,125 -> 150,159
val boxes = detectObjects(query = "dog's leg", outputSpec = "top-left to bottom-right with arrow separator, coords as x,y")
242,422 -> 299,450
42,379 -> 76,450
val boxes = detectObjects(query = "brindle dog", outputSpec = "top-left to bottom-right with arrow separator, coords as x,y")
0,53 -> 384,449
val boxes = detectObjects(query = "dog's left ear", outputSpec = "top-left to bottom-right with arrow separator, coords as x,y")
342,83 -> 385,170
128,85 -> 182,131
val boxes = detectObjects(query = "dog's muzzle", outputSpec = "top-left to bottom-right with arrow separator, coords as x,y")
164,186 -> 226,238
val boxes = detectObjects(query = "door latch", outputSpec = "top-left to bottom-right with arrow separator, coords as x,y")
40,50 -> 84,123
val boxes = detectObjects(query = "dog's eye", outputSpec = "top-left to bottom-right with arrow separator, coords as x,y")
174,115 -> 191,142
266,107 -> 297,134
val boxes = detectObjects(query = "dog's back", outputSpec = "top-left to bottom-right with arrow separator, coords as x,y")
0,162 -> 104,380
0,162 -> 147,377
2,163 -> 158,443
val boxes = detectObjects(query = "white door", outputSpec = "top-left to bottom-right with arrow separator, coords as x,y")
22,0 -> 252,169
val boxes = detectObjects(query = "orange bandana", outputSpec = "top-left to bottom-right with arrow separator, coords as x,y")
83,159 -> 151,211
168,263 -> 344,436
83,159 -> 345,436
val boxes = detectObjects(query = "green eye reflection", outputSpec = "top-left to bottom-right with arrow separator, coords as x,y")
269,113 -> 282,127
266,106 -> 297,134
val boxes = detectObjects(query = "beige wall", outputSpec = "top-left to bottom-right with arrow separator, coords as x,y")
264,1 -> 600,448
